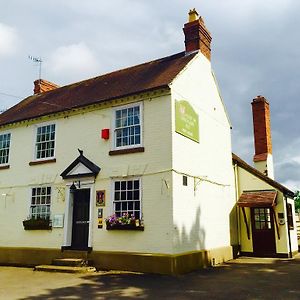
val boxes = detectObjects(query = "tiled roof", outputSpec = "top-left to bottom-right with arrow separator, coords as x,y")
232,153 -> 294,198
0,51 -> 197,126
237,190 -> 277,207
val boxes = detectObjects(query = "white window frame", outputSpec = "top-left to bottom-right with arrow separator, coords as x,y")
29,186 -> 52,220
33,122 -> 56,161
112,102 -> 143,150
111,177 -> 142,220
0,131 -> 11,166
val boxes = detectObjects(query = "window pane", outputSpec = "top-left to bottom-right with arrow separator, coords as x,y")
121,181 -> 126,190
115,181 -> 120,190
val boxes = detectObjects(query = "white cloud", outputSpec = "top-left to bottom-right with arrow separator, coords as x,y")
47,42 -> 100,82
281,180 -> 300,192
0,23 -> 18,57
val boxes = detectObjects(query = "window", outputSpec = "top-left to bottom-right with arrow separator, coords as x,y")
253,208 -> 272,230
30,187 -> 51,219
0,133 -> 11,165
114,104 -> 141,148
287,203 -> 294,230
183,175 -> 188,186
35,124 -> 56,159
113,179 -> 141,219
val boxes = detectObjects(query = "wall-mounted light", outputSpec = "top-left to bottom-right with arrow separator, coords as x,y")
70,183 -> 77,193
70,181 -> 81,193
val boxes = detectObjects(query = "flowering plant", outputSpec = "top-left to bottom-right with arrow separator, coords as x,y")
105,213 -> 136,226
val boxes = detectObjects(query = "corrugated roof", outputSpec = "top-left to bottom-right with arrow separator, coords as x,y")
232,153 -> 294,198
0,51 -> 197,126
237,190 -> 277,207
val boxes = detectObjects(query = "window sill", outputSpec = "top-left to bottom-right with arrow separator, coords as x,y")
29,158 -> 56,166
106,224 -> 144,231
0,165 -> 9,170
109,147 -> 144,156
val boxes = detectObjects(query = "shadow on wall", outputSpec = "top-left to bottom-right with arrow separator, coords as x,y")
173,207 -> 208,269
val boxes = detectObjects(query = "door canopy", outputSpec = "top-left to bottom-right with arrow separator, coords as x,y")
60,149 -> 101,179
237,190 -> 277,208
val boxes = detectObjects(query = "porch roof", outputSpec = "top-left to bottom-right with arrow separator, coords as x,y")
237,190 -> 277,207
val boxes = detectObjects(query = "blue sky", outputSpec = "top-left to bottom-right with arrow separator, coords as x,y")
0,0 -> 299,190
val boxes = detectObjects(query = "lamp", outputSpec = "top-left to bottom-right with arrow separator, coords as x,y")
70,182 -> 77,193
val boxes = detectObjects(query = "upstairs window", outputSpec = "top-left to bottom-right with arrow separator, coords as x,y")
35,124 -> 56,159
114,104 -> 142,149
0,133 -> 11,165
30,186 -> 51,219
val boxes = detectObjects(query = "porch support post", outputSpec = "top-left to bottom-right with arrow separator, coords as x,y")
241,207 -> 250,240
272,207 -> 280,240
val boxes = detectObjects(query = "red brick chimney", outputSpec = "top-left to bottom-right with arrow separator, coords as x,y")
183,8 -> 212,60
34,79 -> 59,94
251,95 -> 274,179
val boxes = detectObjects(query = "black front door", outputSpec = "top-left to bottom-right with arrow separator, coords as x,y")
251,207 -> 276,257
71,189 -> 90,250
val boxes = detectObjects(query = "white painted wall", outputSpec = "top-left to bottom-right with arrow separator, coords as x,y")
0,92 -> 175,253
170,53 -> 236,254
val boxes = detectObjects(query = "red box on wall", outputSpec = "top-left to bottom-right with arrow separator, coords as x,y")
101,128 -> 110,140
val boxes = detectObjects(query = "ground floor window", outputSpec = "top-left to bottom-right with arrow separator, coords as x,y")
30,186 -> 51,219
113,178 -> 141,219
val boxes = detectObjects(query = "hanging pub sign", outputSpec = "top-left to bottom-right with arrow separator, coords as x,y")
175,100 -> 199,143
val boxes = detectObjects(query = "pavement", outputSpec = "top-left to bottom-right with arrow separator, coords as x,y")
1,255 -> 300,299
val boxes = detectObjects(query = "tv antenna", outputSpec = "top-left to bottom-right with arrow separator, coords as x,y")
28,55 -> 42,79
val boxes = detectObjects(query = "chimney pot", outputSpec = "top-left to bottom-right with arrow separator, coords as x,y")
188,8 -> 199,22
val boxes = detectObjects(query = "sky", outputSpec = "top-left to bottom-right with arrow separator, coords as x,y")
0,0 -> 299,190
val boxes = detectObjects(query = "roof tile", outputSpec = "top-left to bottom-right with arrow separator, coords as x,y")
0,51 -> 196,126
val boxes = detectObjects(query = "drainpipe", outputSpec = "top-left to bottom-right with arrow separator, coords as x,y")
284,195 -> 292,258
234,163 -> 241,256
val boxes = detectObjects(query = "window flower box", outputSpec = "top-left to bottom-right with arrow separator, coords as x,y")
23,218 -> 52,230
105,213 -> 144,231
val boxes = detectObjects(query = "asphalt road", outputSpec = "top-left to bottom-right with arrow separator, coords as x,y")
1,256 -> 300,299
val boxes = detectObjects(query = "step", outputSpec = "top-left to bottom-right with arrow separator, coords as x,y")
52,258 -> 90,267
60,250 -> 89,259
34,265 -> 96,274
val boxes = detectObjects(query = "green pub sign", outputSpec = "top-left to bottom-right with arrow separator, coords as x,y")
175,100 -> 199,143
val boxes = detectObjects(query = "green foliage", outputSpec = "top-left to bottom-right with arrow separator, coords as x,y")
294,191 -> 300,212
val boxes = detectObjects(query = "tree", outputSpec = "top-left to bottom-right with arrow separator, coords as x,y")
294,191 -> 300,212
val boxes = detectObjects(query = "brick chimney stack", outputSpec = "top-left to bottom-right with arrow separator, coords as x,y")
183,8 -> 212,60
251,95 -> 274,179
34,79 -> 59,94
